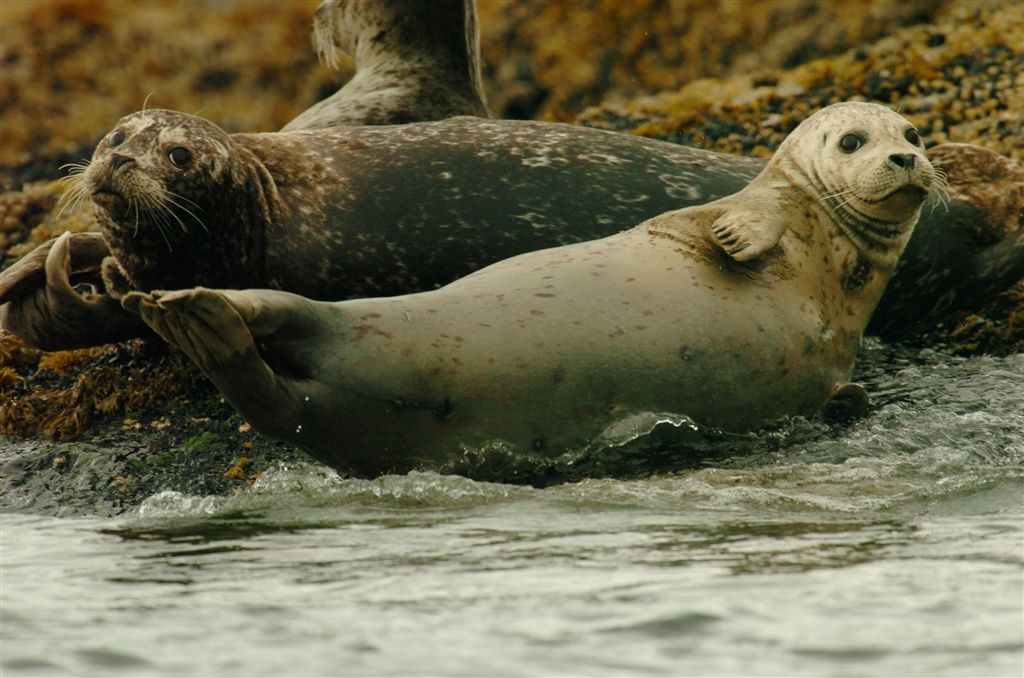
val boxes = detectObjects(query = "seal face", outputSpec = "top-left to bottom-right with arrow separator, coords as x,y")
80,109 -> 266,291
770,102 -> 934,270
122,102 -> 940,477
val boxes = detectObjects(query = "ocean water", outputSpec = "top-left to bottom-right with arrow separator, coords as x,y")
2,340 -> 1022,677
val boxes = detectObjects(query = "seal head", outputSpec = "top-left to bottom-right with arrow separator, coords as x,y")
80,109 -> 273,291
767,101 -> 935,271
704,101 -> 938,318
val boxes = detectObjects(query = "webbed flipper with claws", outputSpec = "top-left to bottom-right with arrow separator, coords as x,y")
121,287 -> 327,440
710,210 -> 788,262
0,232 -> 149,349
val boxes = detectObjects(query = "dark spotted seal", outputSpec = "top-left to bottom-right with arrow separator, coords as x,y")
122,103 -> 940,476
282,0 -> 489,129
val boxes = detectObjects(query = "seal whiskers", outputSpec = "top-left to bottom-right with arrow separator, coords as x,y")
926,166 -> 951,213
54,162 -> 92,219
131,193 -> 174,252
160,189 -> 209,235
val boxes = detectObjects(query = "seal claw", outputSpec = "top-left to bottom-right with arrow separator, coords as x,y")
711,209 -> 786,262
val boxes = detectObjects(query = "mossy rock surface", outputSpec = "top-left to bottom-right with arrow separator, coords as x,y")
476,0 -> 997,122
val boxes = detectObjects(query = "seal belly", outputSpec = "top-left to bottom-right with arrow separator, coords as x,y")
310,234 -> 838,466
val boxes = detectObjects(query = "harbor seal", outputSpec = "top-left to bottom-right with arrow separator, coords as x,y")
121,102 -> 938,476
1,112 -> 760,350
282,0 -> 489,129
0,114 -> 1011,352
0,115 -> 1017,350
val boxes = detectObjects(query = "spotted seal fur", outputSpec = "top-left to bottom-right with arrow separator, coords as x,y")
121,102 -> 940,475
282,0 -> 489,129
1,114 -> 1019,350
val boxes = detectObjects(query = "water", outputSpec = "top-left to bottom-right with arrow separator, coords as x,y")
2,341 -> 1023,677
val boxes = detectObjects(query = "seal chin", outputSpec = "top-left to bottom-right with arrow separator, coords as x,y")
887,185 -> 927,199
91,191 -> 128,218
92,191 -> 126,213
880,184 -> 928,213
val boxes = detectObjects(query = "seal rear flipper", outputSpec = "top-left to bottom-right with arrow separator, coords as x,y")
122,287 -> 310,426
0,232 -> 110,305
214,288 -> 329,342
1,232 -> 148,350
123,288 -> 268,373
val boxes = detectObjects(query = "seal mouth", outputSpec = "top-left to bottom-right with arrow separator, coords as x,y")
91,190 -> 128,216
888,185 -> 927,198
878,184 -> 928,209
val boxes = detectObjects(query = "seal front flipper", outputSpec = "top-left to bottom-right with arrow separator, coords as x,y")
100,256 -> 135,301
709,190 -> 787,262
0,232 -> 148,350
823,382 -> 869,422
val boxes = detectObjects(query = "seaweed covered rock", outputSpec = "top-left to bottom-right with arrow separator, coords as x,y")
577,2 -> 1022,163
476,0 -> 979,121
0,333 -> 307,516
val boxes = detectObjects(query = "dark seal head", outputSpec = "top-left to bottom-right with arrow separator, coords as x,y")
76,109 -> 275,292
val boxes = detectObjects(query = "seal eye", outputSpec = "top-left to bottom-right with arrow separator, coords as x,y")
109,129 -> 125,147
167,147 -> 192,168
839,134 -> 863,154
904,128 -> 921,146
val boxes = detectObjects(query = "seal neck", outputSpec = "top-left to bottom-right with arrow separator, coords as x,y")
229,147 -> 276,284
351,0 -> 488,115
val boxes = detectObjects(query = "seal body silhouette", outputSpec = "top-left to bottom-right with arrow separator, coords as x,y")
2,112 -> 761,348
0,114 -> 1018,350
84,110 -> 765,296
123,103 -> 939,476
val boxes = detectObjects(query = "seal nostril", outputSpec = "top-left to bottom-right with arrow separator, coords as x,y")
110,153 -> 133,172
889,153 -> 915,169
